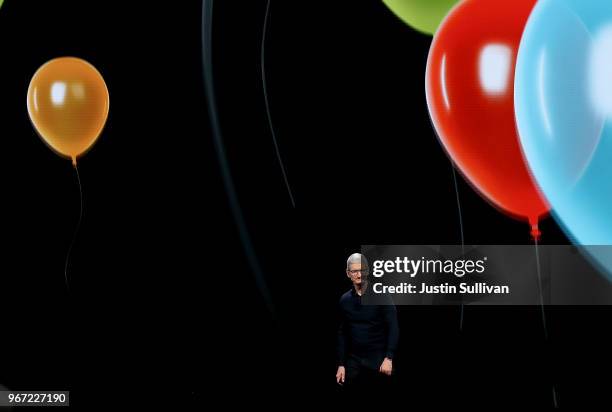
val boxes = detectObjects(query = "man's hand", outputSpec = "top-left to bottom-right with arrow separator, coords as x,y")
379,358 -> 393,376
336,366 -> 346,385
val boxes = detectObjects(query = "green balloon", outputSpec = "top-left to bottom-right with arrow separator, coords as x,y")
382,0 -> 460,35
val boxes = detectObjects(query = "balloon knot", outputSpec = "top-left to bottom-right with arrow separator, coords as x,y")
530,224 -> 541,242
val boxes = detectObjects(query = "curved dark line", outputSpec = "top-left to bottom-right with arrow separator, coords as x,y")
427,114 -> 466,331
64,164 -> 83,291
534,238 -> 559,407
261,0 -> 296,208
451,165 -> 465,250
202,0 -> 275,314
451,163 -> 465,331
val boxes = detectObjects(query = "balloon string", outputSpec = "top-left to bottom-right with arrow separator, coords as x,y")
64,164 -> 83,291
261,0 -> 296,208
534,236 -> 559,408
533,237 -> 548,339
451,164 -> 465,331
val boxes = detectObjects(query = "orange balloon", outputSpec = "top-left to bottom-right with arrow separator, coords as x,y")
27,57 -> 109,166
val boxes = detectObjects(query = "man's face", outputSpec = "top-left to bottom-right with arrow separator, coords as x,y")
347,263 -> 366,286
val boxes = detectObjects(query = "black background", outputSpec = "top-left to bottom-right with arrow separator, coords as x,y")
0,0 -> 609,408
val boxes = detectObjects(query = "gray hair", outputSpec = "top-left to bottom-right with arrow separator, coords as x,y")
346,253 -> 368,269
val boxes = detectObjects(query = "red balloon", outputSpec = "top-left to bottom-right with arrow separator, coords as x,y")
425,0 -> 548,238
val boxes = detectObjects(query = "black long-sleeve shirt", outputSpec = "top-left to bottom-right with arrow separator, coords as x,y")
337,288 -> 399,368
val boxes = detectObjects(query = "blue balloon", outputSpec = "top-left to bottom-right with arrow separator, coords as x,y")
515,0 -> 612,278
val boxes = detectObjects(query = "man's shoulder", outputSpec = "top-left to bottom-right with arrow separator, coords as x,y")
339,289 -> 353,303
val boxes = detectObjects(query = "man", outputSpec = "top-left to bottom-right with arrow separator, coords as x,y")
336,253 -> 399,392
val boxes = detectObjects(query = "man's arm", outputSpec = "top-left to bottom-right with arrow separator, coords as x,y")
336,302 -> 347,385
378,304 -> 399,376
383,304 -> 399,360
